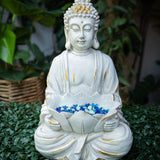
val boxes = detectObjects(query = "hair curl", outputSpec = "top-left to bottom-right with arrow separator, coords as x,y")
64,0 -> 100,31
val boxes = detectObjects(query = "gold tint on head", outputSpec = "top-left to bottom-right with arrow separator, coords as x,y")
71,7 -> 74,13
64,0 -> 100,31
78,5 -> 82,11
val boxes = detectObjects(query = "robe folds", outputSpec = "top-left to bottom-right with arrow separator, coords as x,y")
34,49 -> 133,160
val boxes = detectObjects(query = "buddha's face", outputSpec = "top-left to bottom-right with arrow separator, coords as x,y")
68,17 -> 95,53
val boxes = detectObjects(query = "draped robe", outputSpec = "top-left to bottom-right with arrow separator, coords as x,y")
34,49 -> 133,160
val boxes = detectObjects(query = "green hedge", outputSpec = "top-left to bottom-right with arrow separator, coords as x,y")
121,104 -> 160,160
0,101 -> 160,160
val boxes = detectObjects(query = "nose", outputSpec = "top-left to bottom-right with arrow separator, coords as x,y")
79,27 -> 85,39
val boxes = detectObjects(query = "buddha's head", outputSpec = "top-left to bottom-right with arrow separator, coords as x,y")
64,0 -> 100,52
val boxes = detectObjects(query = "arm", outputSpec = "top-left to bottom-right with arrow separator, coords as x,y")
102,54 -> 121,103
102,55 -> 123,131
39,55 -> 64,130
45,55 -> 65,99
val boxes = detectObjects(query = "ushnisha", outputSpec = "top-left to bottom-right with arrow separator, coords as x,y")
64,0 -> 100,31
34,0 -> 133,159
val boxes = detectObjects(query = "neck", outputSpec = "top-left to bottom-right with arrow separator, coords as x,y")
71,48 -> 91,56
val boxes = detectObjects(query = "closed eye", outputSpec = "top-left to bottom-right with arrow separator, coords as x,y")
84,24 -> 92,32
70,24 -> 80,32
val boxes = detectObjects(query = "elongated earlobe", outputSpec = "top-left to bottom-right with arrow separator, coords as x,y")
93,38 -> 100,49
65,40 -> 71,50
93,33 -> 100,49
65,29 -> 71,50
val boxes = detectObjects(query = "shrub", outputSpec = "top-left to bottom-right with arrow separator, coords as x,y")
0,101 -> 159,160
122,104 -> 160,160
0,101 -> 46,160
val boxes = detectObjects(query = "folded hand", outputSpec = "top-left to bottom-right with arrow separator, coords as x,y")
104,114 -> 119,132
45,114 -> 61,131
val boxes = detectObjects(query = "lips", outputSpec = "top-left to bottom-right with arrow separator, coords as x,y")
77,40 -> 86,44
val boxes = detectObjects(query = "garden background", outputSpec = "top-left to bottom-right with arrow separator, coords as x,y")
0,0 -> 160,159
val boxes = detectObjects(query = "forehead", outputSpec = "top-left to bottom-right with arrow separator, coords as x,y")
69,17 -> 95,25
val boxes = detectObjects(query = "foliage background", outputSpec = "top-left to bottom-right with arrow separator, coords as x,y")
0,101 -> 160,160
0,0 -> 159,159
0,0 -> 159,104
0,0 -> 67,82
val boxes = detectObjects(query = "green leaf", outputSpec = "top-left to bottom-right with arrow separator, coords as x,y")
0,0 -> 41,16
99,18 -> 106,26
28,62 -> 50,70
119,76 -> 130,87
0,70 -> 27,82
27,72 -> 41,78
128,67 -> 136,77
0,30 -> 16,64
107,27 -> 112,36
61,3 -> 72,10
95,0 -> 106,13
122,36 -> 132,52
108,5 -> 128,13
27,43 -> 44,62
129,0 -> 137,6
0,0 -> 62,27
128,26 -> 142,42
14,137 -> 20,145
14,27 -> 32,44
28,0 -> 43,4
112,40 -> 122,51
113,18 -> 127,27
0,23 -> 14,32
28,12 -> 56,27
14,50 -> 30,62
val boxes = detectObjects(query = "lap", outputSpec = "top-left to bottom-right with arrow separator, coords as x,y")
85,122 -> 133,159
35,122 -> 132,160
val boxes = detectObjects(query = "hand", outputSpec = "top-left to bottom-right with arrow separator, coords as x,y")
104,114 -> 119,132
45,114 -> 61,131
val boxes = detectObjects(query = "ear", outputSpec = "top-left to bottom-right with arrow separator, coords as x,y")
65,29 -> 71,50
93,31 -> 100,49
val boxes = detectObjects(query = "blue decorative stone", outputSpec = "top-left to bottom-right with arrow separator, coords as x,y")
56,103 -> 110,115
56,107 -> 61,112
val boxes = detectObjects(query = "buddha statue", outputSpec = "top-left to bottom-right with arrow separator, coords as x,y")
34,0 -> 133,159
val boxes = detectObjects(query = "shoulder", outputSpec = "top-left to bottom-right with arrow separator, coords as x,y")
49,50 -> 67,72
93,49 -> 114,64
51,50 -> 67,65
53,50 -> 67,62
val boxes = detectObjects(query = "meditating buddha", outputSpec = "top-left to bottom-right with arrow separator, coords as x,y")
34,0 -> 133,159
